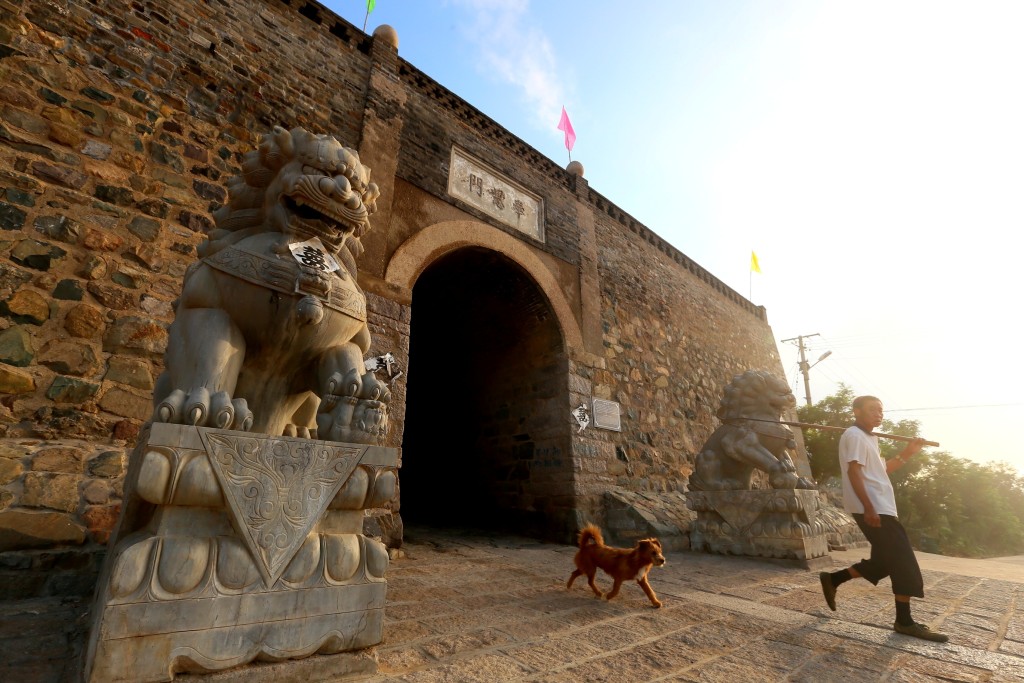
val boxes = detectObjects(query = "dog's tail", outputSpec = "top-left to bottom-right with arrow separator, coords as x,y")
577,523 -> 604,548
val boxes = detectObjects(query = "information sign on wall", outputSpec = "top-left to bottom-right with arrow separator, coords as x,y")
591,398 -> 622,432
447,146 -> 544,241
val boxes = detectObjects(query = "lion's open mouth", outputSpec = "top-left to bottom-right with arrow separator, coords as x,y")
283,173 -> 369,240
284,194 -> 344,227
283,194 -> 349,234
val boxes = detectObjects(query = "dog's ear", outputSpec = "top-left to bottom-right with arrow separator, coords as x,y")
638,538 -> 663,554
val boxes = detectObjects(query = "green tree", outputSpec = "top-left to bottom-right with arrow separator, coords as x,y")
798,387 -> 1024,558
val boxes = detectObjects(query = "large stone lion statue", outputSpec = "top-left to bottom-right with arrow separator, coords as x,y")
152,126 -> 390,443
689,369 -> 815,491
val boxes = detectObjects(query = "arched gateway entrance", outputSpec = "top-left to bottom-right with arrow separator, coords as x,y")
386,222 -> 580,538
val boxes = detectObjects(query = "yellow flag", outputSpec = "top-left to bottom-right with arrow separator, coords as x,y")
750,251 -> 762,273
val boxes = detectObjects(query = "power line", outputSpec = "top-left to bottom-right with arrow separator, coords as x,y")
886,403 -> 1024,412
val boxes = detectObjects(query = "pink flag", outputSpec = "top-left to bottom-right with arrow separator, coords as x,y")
557,106 -> 576,152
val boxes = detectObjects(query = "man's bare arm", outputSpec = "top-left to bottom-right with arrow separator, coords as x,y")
847,462 -> 880,527
886,438 -> 927,474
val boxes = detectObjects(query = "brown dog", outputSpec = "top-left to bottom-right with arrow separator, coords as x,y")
566,524 -> 666,608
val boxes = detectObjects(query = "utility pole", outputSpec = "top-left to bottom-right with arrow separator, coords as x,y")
781,333 -> 820,406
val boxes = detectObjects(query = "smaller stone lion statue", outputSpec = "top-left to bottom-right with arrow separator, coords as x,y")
689,369 -> 815,491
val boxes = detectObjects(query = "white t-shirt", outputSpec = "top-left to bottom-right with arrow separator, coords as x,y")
839,426 -> 898,517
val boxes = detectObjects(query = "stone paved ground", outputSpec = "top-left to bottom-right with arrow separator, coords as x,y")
2,527 -> 1023,682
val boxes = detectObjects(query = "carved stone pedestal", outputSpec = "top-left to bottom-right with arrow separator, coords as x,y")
686,489 -> 831,569
85,423 -> 399,683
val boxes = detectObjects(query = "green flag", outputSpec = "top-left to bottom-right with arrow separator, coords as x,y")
367,0 -> 376,13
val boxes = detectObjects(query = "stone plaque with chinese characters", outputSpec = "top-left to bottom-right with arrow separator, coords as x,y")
447,146 -> 544,241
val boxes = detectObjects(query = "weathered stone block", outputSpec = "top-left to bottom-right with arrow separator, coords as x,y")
94,185 -> 134,206
77,254 -> 107,280
104,355 -> 153,390
81,140 -> 113,160
81,226 -> 124,251
82,503 -> 120,543
71,100 -> 108,123
80,86 -> 115,103
46,376 -> 100,403
41,105 -> 80,127
98,386 -> 151,421
30,161 -> 88,190
0,509 -> 86,551
178,209 -> 213,232
87,281 -> 135,310
2,104 -> 50,134
22,472 -> 81,513
34,214 -> 81,243
139,294 -> 173,318
192,178 -> 226,202
10,239 -> 67,271
103,316 -> 167,357
48,123 -> 83,148
3,188 -> 35,207
38,339 -> 100,376
83,479 -> 112,504
136,198 -> 169,218
150,142 -> 184,172
87,450 -> 125,478
1,85 -> 37,107
31,446 -> 86,473
0,455 -> 23,486
127,215 -> 161,242
126,244 -> 163,271
0,363 -> 34,394
52,278 -> 85,300
64,303 -> 106,338
0,325 -> 34,366
111,419 -> 140,442
0,200 -> 27,231
0,263 -> 33,298
183,142 -> 208,162
111,264 -> 147,289
3,288 -> 50,324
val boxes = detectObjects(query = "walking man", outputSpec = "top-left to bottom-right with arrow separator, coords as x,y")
818,395 -> 948,642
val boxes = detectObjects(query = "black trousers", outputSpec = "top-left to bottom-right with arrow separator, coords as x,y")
851,514 -> 924,598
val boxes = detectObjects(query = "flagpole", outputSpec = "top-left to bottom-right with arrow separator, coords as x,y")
363,0 -> 373,31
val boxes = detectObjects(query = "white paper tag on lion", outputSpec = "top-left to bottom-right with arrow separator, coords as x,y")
289,237 -> 340,273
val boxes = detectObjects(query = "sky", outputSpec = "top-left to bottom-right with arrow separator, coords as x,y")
323,0 -> 1024,475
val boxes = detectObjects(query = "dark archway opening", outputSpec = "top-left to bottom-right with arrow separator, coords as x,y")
401,247 -> 569,538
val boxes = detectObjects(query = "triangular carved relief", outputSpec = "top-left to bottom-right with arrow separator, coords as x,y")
201,430 -> 366,587
710,494 -> 769,533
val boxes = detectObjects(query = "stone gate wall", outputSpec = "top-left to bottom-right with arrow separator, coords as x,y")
0,0 -> 792,594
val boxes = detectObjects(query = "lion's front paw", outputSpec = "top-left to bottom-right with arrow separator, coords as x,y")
154,388 -> 253,430
316,372 -> 390,444
769,471 -> 816,490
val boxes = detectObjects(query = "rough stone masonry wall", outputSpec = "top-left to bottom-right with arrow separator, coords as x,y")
0,0 -> 380,597
567,204 -> 786,511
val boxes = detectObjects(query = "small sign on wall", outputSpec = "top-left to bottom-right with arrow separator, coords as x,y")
591,398 -> 622,432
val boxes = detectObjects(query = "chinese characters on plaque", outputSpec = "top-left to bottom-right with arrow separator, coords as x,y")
448,146 -> 543,241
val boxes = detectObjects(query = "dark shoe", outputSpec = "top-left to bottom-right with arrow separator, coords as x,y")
819,572 -> 836,611
894,621 -> 949,643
